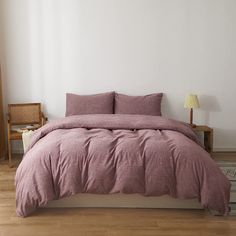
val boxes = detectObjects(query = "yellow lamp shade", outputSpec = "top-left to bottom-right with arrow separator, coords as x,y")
184,94 -> 200,109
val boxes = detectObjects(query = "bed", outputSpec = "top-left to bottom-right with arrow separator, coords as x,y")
44,193 -> 202,209
15,92 -> 230,217
15,113 -> 230,217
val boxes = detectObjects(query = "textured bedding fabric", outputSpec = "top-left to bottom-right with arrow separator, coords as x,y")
115,93 -> 163,116
66,92 -> 114,116
15,114 -> 230,217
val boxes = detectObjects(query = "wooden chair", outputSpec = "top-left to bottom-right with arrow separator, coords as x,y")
7,103 -> 47,167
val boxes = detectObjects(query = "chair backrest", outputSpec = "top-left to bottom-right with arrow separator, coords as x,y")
8,103 -> 42,125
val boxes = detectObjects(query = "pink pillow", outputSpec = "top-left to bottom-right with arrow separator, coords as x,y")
115,93 -> 163,116
66,92 -> 114,116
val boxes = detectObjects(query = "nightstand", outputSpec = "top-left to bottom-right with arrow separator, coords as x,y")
193,125 -> 213,156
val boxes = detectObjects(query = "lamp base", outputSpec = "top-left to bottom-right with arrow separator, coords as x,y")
190,123 -> 197,128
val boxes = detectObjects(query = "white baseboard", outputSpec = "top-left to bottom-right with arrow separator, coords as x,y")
214,148 -> 236,152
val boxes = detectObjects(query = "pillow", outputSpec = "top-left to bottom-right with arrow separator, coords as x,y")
66,92 -> 114,116
114,93 -> 163,116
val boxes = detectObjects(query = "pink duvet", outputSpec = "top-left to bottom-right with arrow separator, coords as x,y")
15,114 -> 230,217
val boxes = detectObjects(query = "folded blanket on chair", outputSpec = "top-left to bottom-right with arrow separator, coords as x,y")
22,130 -> 34,153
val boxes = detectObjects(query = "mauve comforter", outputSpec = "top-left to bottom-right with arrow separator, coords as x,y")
15,114 -> 230,217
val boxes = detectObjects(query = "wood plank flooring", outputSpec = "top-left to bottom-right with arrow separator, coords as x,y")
0,153 -> 236,236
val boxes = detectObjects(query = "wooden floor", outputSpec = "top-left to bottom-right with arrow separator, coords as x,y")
0,154 -> 236,236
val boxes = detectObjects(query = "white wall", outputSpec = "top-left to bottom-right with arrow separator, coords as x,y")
0,0 -> 236,150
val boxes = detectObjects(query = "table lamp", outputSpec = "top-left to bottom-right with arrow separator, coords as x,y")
184,94 -> 200,127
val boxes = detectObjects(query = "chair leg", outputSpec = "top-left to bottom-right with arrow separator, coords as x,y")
8,139 -> 13,168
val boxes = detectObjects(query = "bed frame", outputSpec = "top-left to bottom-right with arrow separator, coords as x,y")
44,194 -> 202,209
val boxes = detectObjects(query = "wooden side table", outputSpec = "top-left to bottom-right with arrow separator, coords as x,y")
193,125 -> 213,156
